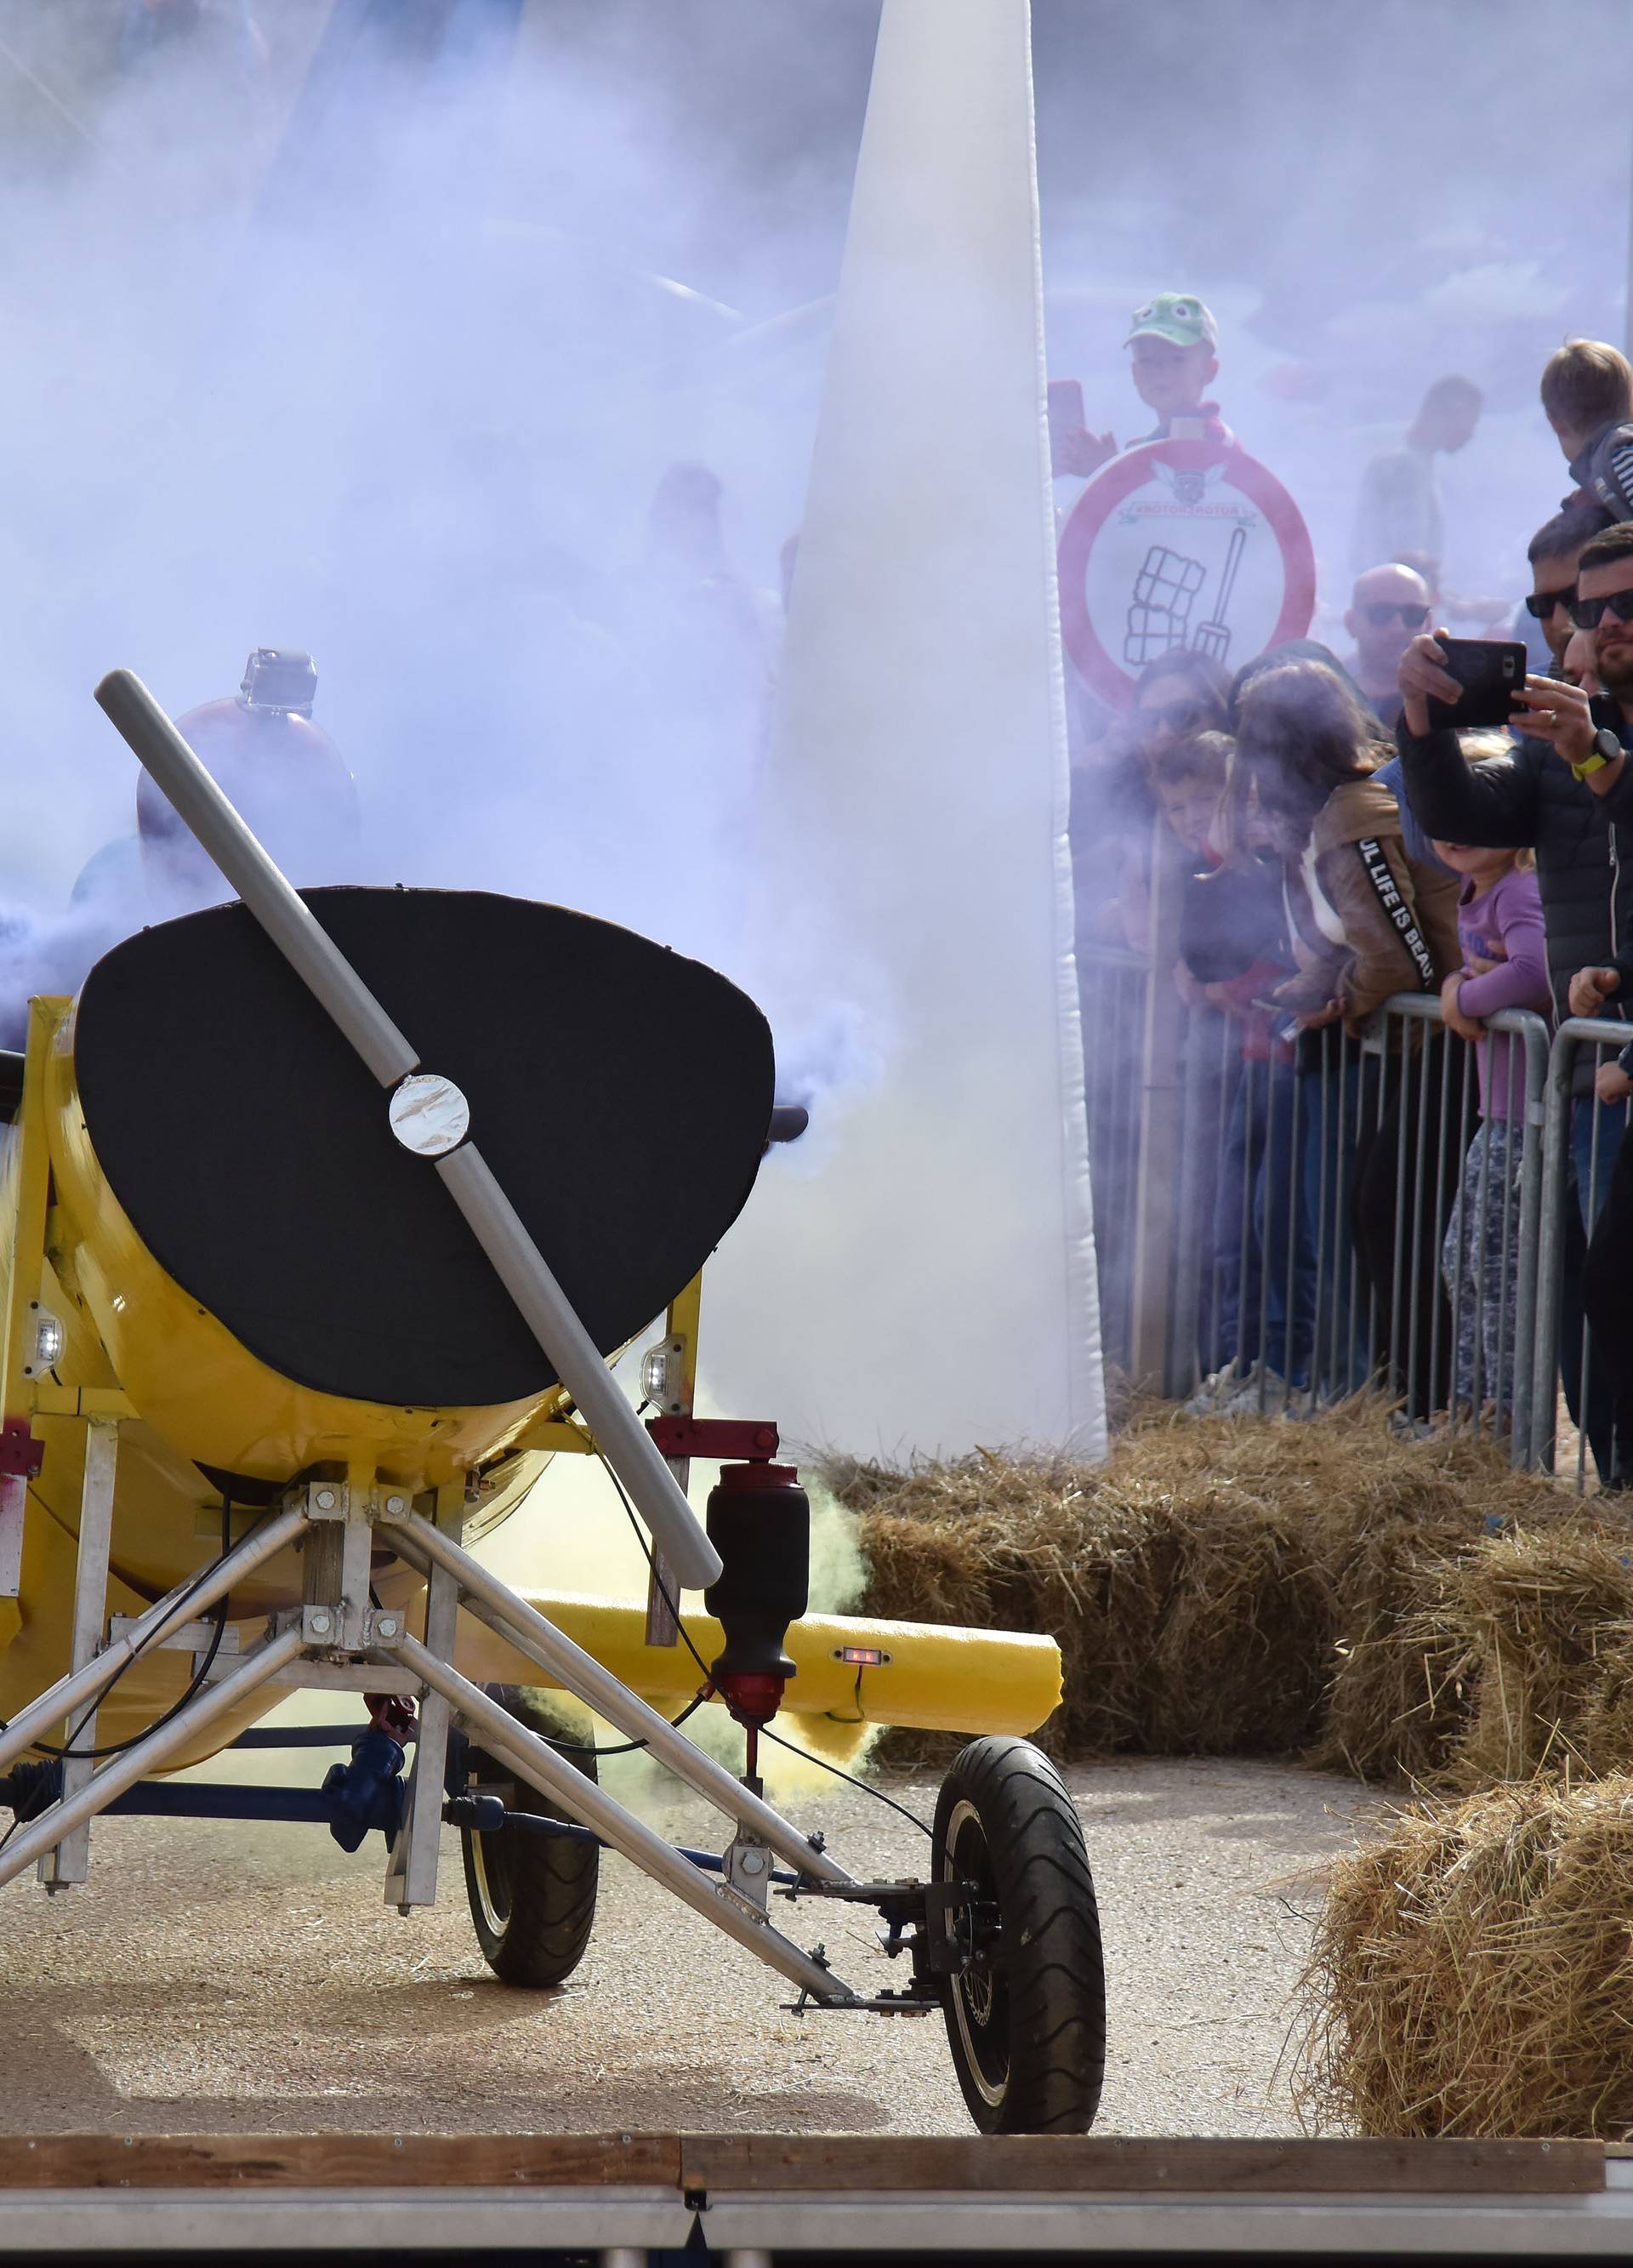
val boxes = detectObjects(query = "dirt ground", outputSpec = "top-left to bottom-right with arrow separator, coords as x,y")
0,1754 -> 1380,2138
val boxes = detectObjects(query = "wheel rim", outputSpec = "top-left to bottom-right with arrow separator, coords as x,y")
468,1774 -> 513,1933
943,1796 -> 1010,2107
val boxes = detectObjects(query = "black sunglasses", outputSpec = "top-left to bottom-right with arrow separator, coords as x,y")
1361,602 -> 1430,629
1524,585 -> 1575,619
1571,588 -> 1633,630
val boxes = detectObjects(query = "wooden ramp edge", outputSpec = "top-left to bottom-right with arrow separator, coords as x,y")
0,2134 -> 1602,2196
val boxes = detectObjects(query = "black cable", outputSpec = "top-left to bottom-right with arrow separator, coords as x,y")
757,1720 -> 935,1841
545,1688 -> 708,1758
594,1450 -> 714,1685
13,1494 -> 248,1764
595,1450 -> 936,1840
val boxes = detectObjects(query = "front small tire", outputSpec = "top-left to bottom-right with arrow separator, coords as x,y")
459,1684 -> 599,1989
935,1735 -> 1106,2134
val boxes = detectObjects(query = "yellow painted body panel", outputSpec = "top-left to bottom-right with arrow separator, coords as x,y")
452,1591 -> 1063,1739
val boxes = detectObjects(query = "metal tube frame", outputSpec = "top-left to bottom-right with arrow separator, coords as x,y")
381,1509 -> 852,1889
1374,997 -> 1550,1462
0,1627 -> 306,1892
390,1631 -> 855,2004
0,1497 -> 310,1780
40,1416 -> 118,1887
1533,1014 -> 1630,1479
0,1482 -> 872,2006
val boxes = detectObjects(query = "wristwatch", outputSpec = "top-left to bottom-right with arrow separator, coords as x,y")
1572,726 -> 1623,781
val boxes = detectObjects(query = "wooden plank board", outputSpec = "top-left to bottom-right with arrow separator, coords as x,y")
679,2134 -> 1605,2197
0,2134 -> 680,2191
0,2133 -> 1602,2197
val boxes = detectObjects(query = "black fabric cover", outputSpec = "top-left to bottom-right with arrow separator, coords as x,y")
72,888 -> 775,1409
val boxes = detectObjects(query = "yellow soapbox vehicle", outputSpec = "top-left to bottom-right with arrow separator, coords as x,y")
0,672 -> 1105,2134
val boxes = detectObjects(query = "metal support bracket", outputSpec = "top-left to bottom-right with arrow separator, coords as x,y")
384,1479 -> 462,1912
40,1416 -> 119,1889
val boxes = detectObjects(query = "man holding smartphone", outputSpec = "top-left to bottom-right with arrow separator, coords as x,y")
1396,519 -> 1633,1479
1518,503 -> 1611,673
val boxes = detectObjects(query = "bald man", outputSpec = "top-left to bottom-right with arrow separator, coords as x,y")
1344,562 -> 1433,729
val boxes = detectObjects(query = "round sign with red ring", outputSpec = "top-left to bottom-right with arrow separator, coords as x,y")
1057,437 -> 1316,709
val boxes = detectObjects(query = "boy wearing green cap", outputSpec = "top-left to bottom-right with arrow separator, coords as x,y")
1046,292 -> 1228,480
1125,292 -> 1232,445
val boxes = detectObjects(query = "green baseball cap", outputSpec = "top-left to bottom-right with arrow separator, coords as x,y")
1125,292 -> 1218,350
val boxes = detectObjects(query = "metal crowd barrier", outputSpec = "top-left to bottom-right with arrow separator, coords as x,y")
1076,945 -> 1594,1472
1534,1015 -> 1632,1490
1078,943 -> 1152,1382
1170,995 -> 1550,1464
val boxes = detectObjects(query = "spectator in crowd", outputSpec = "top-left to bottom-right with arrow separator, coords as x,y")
1169,735 -> 1311,1412
1237,657 -> 1459,1027
1580,1011 -> 1633,1477
1151,732 -> 1226,866
1541,339 -> 1633,519
1397,518 -> 1633,1478
1351,374 -> 1483,585
1124,294 -> 1230,445
1235,652 -> 1462,1417
1516,502 -> 1610,675
1070,649 -> 1231,954
1433,807 -> 1551,1434
1343,562 -> 1433,731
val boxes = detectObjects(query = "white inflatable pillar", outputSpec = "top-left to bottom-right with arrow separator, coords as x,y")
708,0 -> 1106,1460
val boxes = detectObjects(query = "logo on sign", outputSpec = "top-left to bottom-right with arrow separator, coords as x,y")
1058,440 -> 1315,708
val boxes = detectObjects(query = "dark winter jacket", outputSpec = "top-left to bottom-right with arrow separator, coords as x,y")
1394,712 -> 1633,1042
1568,421 -> 1633,523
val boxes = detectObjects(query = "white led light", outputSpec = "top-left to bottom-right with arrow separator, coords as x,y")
31,1310 -> 63,1370
641,1346 -> 673,1404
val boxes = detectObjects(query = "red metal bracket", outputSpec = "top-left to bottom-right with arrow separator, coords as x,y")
647,1416 -> 780,1462
0,1422 -> 43,1479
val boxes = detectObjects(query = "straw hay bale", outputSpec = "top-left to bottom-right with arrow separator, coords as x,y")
843,1409 -> 1633,1781
1444,1528 -> 1633,1786
1295,1777 -> 1633,2137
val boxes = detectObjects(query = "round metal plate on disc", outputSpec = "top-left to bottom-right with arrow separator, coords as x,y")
388,1072 -> 470,1157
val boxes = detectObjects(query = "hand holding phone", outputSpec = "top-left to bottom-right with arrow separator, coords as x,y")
1507,673 -> 1600,769
1424,635 -> 1528,732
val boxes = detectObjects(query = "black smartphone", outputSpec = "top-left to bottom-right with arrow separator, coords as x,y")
1425,635 -> 1528,732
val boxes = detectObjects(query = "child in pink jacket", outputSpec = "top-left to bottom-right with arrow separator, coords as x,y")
1435,838 -> 1551,1427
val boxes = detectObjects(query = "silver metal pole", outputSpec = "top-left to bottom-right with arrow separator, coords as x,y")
94,671 -> 418,1089
41,1418 -> 119,1888
434,1143 -> 720,1593
384,1512 -> 851,1887
1281,1047 -> 1302,1415
1169,1006 -> 1208,1396
1428,1020 -> 1454,1427
392,1633 -> 854,2003
385,1483 -> 463,1912
1531,1026 -> 1578,1473
1507,1013 -> 1549,1468
0,1628 -> 305,1892
1404,1021 -> 1431,1425
0,1501 -> 309,1779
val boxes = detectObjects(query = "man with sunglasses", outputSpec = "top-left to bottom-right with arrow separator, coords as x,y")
1519,503 -> 1610,673
1397,519 -> 1633,1482
1344,562 -> 1432,730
